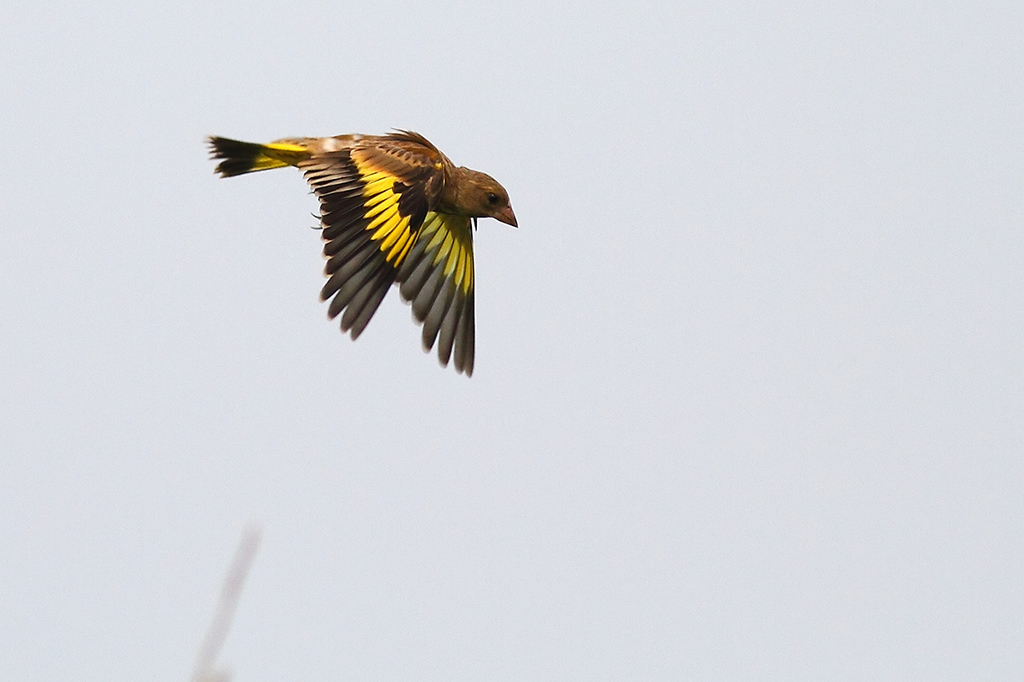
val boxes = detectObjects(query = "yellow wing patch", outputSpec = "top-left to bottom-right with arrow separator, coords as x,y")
351,156 -> 417,267
395,210 -> 476,375
418,213 -> 474,295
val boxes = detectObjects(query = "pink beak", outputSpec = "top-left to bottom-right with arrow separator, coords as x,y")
496,205 -> 518,227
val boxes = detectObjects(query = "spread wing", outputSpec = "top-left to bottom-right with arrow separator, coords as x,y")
299,136 -> 445,340
397,212 -> 476,376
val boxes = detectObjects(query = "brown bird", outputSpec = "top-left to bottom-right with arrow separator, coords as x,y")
207,131 -> 517,377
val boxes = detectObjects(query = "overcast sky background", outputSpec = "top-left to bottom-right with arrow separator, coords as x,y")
1,2 -> 1022,680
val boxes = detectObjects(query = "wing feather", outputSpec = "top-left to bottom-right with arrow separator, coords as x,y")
436,289 -> 466,366
341,266 -> 393,338
396,211 -> 476,375
298,139 -> 445,340
422,277 -> 457,351
327,251 -> 386,319
455,296 -> 475,376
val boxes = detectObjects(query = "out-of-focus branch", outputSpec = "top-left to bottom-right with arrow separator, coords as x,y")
191,525 -> 263,682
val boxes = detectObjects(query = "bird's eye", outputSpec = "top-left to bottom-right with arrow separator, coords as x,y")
487,193 -> 500,205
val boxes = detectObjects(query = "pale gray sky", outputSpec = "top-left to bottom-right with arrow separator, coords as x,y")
1,2 -> 1022,680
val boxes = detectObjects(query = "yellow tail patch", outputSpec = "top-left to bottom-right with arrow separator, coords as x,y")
208,137 -> 311,177
254,142 -> 311,169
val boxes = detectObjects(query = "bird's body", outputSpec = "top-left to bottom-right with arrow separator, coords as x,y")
208,131 -> 516,376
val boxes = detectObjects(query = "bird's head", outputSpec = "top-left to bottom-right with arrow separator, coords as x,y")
451,167 -> 517,227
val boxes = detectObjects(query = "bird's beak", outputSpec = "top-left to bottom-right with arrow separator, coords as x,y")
495,205 -> 518,227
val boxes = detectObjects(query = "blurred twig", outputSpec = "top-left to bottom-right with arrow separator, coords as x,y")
191,524 -> 263,682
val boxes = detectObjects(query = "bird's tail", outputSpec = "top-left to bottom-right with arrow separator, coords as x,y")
207,136 -> 312,177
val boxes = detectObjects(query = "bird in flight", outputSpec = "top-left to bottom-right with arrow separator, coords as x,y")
208,131 -> 517,377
